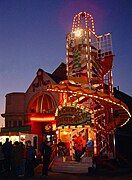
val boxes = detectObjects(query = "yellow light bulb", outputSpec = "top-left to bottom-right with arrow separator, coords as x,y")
74,29 -> 82,37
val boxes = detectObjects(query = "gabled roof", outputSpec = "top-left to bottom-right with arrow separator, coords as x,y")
113,87 -> 132,131
114,88 -> 132,112
47,62 -> 67,83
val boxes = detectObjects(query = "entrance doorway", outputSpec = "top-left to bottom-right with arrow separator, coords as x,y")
59,128 -> 88,159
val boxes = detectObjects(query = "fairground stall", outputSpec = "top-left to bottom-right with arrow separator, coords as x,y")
47,12 -> 131,164
1,12 -> 131,172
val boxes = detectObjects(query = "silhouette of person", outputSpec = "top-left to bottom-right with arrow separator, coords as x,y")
11,141 -> 22,177
57,139 -> 66,157
2,138 -> 13,172
40,141 -> 52,176
25,140 -> 36,177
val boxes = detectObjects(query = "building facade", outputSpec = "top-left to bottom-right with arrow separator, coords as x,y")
1,63 -> 66,145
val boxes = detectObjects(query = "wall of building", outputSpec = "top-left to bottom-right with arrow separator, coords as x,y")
4,93 -> 26,127
6,93 -> 25,114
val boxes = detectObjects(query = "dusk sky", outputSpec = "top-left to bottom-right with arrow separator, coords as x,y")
0,0 -> 132,127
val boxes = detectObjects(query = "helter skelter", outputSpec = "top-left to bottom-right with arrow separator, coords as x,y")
48,12 -> 131,161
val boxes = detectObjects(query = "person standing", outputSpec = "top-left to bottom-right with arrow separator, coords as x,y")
40,141 -> 52,176
73,134 -> 84,162
11,141 -> 22,177
2,138 -> 13,173
19,142 -> 26,176
57,139 -> 66,157
0,142 -> 5,174
25,140 -> 36,177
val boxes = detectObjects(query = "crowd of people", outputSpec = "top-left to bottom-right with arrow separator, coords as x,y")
0,136 -> 94,177
0,137 -> 53,178
0,138 -> 37,177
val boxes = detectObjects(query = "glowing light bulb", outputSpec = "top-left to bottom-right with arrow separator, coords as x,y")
74,28 -> 82,37
63,131 -> 68,135
56,130 -> 59,135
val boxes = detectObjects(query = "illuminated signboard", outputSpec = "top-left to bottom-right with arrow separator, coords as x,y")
56,106 -> 91,126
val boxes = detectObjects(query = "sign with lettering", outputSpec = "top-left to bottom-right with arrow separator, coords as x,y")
56,106 -> 91,126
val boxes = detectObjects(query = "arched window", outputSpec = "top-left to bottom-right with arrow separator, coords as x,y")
29,94 -> 56,114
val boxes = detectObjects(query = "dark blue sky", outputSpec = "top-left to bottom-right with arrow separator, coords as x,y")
0,0 -> 132,126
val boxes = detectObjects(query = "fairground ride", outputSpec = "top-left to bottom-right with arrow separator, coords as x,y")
47,12 -> 131,158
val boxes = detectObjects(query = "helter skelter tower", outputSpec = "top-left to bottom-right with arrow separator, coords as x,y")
48,12 -> 131,158
66,12 -> 113,93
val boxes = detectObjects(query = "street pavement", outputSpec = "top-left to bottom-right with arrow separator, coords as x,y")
0,164 -> 132,180
1,172 -> 132,180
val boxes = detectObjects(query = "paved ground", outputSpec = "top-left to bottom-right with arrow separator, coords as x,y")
0,165 -> 132,180
0,171 -> 132,180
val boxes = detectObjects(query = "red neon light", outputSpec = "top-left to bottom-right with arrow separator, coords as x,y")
30,116 -> 55,122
